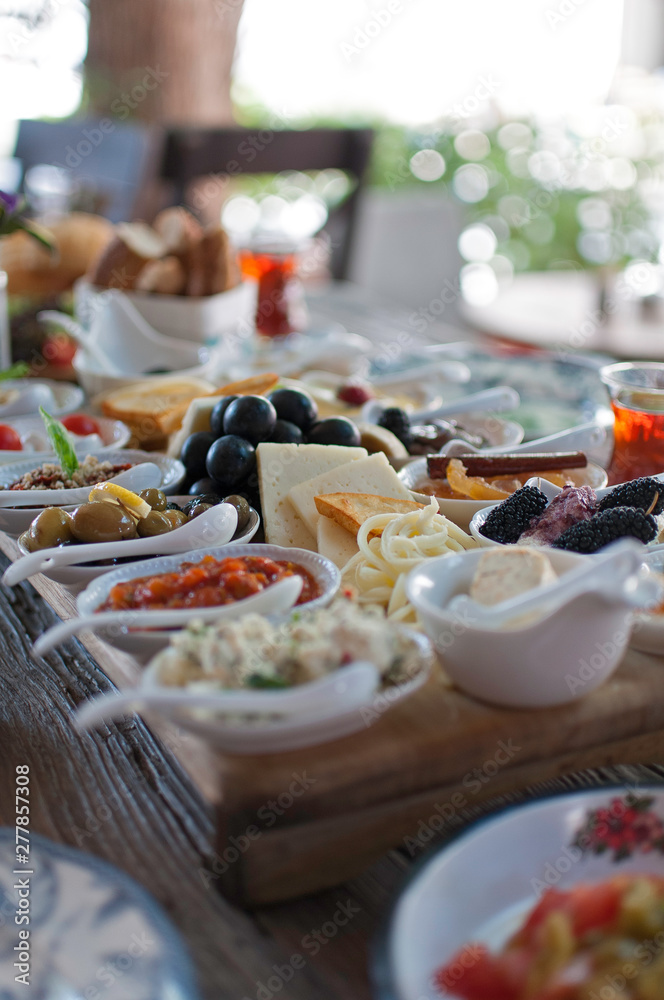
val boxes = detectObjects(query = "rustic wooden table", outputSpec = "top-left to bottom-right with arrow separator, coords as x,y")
1,290 -> 664,999
2,554 -> 664,1000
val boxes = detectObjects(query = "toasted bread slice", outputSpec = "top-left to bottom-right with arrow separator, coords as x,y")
216,373 -> 280,397
100,376 -> 217,441
314,492 -> 426,537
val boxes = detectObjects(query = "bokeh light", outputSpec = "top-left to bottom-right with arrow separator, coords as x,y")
460,262 -> 499,305
409,149 -> 446,181
458,223 -> 497,262
452,164 -> 489,202
454,130 -> 491,161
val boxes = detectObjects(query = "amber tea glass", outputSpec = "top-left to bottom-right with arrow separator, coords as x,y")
601,362 -> 664,485
239,244 -> 307,339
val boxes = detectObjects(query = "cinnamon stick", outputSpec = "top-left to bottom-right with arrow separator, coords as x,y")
427,452 -> 588,479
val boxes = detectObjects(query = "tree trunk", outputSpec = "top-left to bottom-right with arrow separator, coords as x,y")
86,0 -> 243,126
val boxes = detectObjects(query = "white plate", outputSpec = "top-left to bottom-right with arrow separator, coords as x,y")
373,786 -> 664,1000
138,628 -> 433,753
0,829 -> 199,1000
0,414 -> 131,465
0,449 -> 185,538
470,470 -> 662,549
15,502 -> 260,593
76,543 -> 340,662
0,378 -> 84,418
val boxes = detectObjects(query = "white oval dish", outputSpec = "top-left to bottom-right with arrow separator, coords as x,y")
403,456 -> 605,534
0,414 -> 131,465
0,378 -> 84,418
133,628 -> 433,753
373,786 -> 664,1000
470,470 -> 664,549
75,544 -> 340,662
15,502 -> 260,592
0,450 -> 185,538
406,546 -> 647,708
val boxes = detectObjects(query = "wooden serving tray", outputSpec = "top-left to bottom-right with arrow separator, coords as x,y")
5,531 -> 664,907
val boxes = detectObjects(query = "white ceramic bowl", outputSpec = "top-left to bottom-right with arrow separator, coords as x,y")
138,627 -> 433,754
406,548 -> 634,708
0,450 -> 185,538
404,458 -> 607,534
0,378 -> 84,418
630,547 -> 664,655
76,543 -> 340,662
470,470 -> 662,549
373,786 -> 664,1000
75,278 -> 258,345
0,414 -> 131,466
15,502 -> 260,593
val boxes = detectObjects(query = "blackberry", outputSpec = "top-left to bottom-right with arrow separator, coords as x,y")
479,485 -> 549,544
597,477 -> 664,516
552,506 -> 657,553
378,407 -> 411,448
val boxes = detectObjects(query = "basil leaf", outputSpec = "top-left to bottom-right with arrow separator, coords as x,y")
0,362 -> 29,382
245,673 -> 290,689
39,406 -> 79,479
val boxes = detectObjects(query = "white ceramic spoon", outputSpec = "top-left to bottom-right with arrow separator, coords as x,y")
368,357 -> 471,389
361,385 -> 520,425
0,462 -> 162,508
32,575 -> 304,658
39,310 -> 124,376
74,661 -> 380,731
446,541 -> 661,629
438,421 -> 607,459
2,503 -> 238,585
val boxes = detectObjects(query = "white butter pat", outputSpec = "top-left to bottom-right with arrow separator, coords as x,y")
288,452 -> 413,536
317,517 -> 359,570
469,547 -> 557,607
257,442 -> 367,549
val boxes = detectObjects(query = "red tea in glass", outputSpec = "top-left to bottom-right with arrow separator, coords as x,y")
239,246 -> 307,339
601,363 -> 664,485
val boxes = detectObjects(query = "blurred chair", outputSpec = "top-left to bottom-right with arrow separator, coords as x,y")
13,119 -> 164,222
160,127 -> 374,280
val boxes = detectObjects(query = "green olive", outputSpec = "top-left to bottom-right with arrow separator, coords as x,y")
137,510 -> 173,537
223,494 -> 251,531
139,488 -> 167,511
19,529 -> 39,553
28,507 -> 75,550
163,509 -> 187,530
71,503 -> 138,543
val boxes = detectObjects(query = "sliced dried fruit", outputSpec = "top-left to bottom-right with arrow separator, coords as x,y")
446,458 -> 511,501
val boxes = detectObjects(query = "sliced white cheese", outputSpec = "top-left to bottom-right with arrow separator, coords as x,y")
469,547 -> 558,607
257,442 -> 367,549
288,452 -> 413,536
317,517 -> 359,570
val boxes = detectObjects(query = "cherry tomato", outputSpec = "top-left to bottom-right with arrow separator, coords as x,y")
42,334 -> 76,367
0,424 -> 22,451
435,944 -> 529,1000
61,414 -> 100,437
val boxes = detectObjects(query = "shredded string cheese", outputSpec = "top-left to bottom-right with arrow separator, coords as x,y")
341,498 -> 476,623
